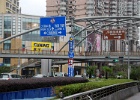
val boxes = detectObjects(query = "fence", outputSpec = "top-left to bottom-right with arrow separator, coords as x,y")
62,82 -> 139,100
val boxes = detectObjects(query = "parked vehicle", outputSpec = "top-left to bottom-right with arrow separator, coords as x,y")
54,72 -> 68,77
0,73 -> 22,80
75,75 -> 83,78
32,74 -> 47,78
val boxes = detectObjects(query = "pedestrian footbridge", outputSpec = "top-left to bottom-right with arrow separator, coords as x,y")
0,49 -> 140,62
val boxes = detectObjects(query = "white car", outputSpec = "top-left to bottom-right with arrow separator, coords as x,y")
0,73 -> 21,80
75,75 -> 83,78
32,74 -> 47,78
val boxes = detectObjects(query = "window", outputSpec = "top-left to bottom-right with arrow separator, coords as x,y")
3,43 -> 11,50
4,20 -> 11,29
12,7 -> 16,11
14,0 -> 16,4
6,2 -> 9,7
3,58 -> 11,65
4,31 -> 11,38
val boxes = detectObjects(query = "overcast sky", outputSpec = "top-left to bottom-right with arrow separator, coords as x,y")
19,0 -> 46,16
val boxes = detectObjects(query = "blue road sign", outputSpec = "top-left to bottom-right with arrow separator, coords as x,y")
68,65 -> 74,77
69,40 -> 74,51
68,65 -> 71,77
68,51 -> 74,58
70,66 -> 74,77
40,16 -> 66,36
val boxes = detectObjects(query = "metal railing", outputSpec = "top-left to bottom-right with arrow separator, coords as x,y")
62,82 -> 139,100
1,49 -> 140,56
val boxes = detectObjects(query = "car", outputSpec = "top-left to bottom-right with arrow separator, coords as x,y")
75,75 -> 83,78
54,72 -> 68,77
0,73 -> 22,80
116,75 -> 123,79
32,74 -> 47,78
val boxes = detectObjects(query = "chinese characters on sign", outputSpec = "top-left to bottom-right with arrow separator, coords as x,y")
103,29 -> 125,40
31,42 -> 52,52
40,16 -> 66,36
68,36 -> 74,77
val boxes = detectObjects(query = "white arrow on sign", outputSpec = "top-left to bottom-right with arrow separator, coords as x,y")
114,36 -> 121,39
58,31 -> 62,34
44,32 -> 47,34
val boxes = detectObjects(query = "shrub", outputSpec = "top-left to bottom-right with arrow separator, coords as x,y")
130,67 -> 140,80
54,79 -> 133,98
0,77 -> 88,93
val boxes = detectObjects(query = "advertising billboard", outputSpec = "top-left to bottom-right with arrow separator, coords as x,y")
31,42 -> 52,51
86,31 -> 101,52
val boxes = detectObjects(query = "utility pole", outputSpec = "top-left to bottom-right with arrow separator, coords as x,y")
127,33 -> 130,79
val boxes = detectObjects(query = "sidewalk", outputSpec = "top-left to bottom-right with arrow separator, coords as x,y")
125,93 -> 140,100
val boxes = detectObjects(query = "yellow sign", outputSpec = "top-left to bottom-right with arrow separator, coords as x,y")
70,37 -> 73,41
31,42 -> 52,51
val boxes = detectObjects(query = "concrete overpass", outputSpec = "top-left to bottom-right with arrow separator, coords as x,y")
1,49 -> 140,62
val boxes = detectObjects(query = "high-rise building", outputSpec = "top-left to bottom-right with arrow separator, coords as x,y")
46,0 -> 139,17
46,0 -> 140,52
0,0 -> 20,14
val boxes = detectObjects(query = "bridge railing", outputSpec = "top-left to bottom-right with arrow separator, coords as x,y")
61,81 -> 139,100
1,49 -> 140,56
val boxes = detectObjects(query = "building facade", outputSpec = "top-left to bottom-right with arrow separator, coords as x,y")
46,0 -> 139,17
0,0 -> 20,14
0,14 -> 42,66
0,13 -> 86,76
46,0 -> 140,52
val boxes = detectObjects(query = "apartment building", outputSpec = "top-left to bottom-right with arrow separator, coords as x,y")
46,0 -> 139,17
0,0 -> 20,14
46,0 -> 140,52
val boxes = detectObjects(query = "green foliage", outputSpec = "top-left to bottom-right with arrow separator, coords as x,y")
102,66 -> 113,79
0,77 -> 88,93
54,79 -> 134,98
112,64 -> 127,78
0,66 -> 11,73
86,66 -> 97,78
130,67 -> 140,80
117,71 -> 125,76
102,66 -> 112,73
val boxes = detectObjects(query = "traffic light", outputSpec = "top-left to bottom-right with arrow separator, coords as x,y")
113,59 -> 119,63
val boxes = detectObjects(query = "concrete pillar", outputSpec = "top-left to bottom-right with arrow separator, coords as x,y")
60,64 -> 62,72
41,59 -> 52,76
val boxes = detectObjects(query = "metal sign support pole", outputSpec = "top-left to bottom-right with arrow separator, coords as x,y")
127,35 -> 130,79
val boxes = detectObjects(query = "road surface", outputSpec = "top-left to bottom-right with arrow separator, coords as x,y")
125,93 -> 140,100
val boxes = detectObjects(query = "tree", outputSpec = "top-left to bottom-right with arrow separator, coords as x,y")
102,66 -> 112,79
86,66 -> 97,78
0,66 -> 11,74
130,66 -> 140,80
112,64 -> 127,78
